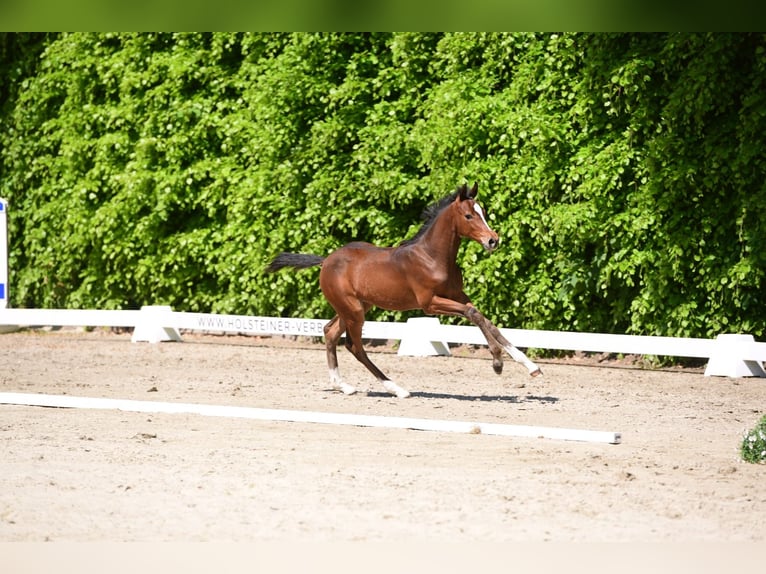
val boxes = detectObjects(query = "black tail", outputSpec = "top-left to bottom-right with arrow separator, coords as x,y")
265,252 -> 325,273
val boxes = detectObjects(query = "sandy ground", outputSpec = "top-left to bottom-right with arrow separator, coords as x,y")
1,328 -> 765,544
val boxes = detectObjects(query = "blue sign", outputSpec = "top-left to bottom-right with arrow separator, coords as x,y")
0,283 -> 4,299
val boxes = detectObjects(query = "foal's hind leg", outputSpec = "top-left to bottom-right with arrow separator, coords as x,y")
342,316 -> 411,398
323,315 -> 357,395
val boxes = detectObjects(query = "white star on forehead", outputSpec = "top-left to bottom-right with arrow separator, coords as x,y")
473,202 -> 489,227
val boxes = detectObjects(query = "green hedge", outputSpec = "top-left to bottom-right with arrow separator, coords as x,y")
1,32 -> 765,339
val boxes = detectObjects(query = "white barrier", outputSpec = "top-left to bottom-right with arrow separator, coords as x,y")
0,305 -> 764,378
0,198 -> 8,309
0,392 -> 622,444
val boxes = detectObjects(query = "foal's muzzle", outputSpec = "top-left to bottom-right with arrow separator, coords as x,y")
484,236 -> 500,252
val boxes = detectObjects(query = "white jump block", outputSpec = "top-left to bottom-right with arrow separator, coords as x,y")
131,305 -> 182,343
704,334 -> 766,377
397,317 -> 451,357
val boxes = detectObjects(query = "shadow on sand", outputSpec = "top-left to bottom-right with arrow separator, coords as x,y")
362,390 -> 559,404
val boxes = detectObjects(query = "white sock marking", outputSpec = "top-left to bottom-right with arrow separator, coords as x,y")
383,380 -> 411,399
504,345 -> 540,375
329,368 -> 357,395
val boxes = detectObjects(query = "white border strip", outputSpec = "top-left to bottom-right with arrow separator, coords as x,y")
5,307 -> 766,362
0,392 -> 621,444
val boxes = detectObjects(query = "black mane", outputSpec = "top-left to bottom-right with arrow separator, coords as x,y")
399,190 -> 460,246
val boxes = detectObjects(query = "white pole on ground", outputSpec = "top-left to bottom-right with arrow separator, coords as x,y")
0,392 -> 622,444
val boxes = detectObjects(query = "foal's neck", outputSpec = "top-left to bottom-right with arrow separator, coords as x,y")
416,206 -> 462,264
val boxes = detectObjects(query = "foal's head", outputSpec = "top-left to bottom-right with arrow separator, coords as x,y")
452,182 -> 499,252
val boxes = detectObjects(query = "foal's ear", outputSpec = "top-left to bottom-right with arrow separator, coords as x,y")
458,182 -> 478,201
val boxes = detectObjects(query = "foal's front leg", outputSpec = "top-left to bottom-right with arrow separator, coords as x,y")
425,296 -> 541,377
466,306 -> 542,377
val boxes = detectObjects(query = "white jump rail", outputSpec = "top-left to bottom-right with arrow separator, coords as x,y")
1,305 -> 765,378
0,392 -> 622,444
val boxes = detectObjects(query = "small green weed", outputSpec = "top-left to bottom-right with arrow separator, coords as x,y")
741,415 -> 766,464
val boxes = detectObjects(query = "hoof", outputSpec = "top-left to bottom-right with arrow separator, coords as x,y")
339,383 -> 358,395
383,380 -> 411,399
492,358 -> 504,375
529,368 -> 542,378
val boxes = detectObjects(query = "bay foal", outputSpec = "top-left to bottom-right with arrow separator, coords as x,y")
266,182 -> 541,398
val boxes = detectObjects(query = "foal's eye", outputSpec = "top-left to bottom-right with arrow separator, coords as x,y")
465,213 -> 473,220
